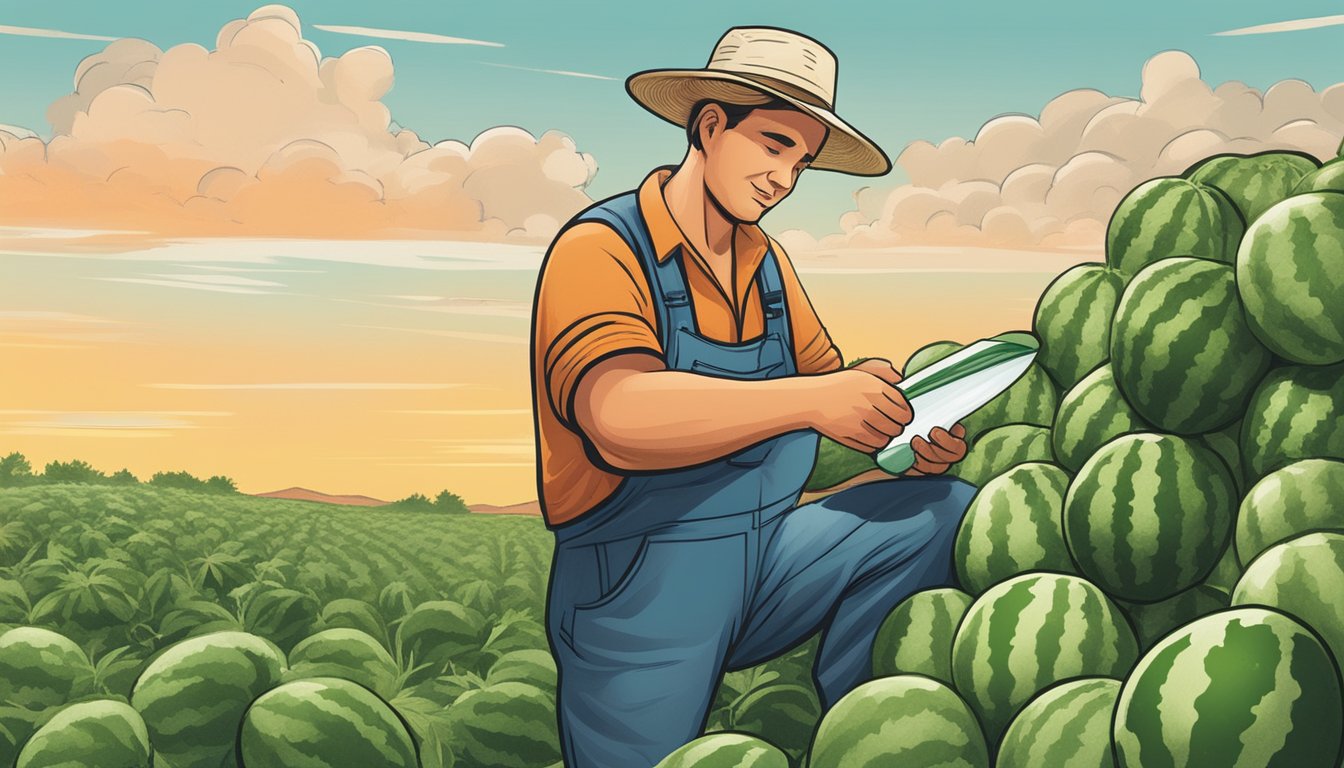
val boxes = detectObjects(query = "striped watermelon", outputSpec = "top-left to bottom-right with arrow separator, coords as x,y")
953,462 -> 1074,594
1105,177 -> 1244,277
904,340 -> 962,375
131,630 -> 287,768
1202,541 -> 1243,596
395,600 -> 485,683
0,627 -> 95,710
1110,257 -> 1272,434
485,648 -> 557,694
286,628 -> 400,700
15,700 -> 150,768
950,573 -> 1138,746
1052,363 -> 1148,473
446,681 -> 560,768
1032,264 -> 1126,391
727,682 -> 820,762
1197,417 -> 1247,497
1064,433 -> 1236,602
1236,459 -> 1344,567
1186,150 -> 1320,224
320,598 -> 388,644
1232,532 -> 1344,680
1292,159 -> 1344,195
807,675 -> 989,768
872,587 -> 973,685
1236,191 -> 1344,365
1118,584 -> 1228,651
1113,607 -> 1344,767
960,362 -> 1057,443
950,424 -> 1053,487
996,677 -> 1121,768
1241,362 -> 1344,481
654,733 -> 789,768
238,676 -> 419,767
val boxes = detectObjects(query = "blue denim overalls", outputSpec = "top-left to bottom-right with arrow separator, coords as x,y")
544,189 -> 977,768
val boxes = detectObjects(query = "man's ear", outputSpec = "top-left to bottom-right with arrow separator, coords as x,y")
698,104 -> 724,145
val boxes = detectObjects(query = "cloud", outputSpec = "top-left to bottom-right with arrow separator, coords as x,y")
0,24 -> 118,42
1213,14 -> 1344,36
0,4 -> 598,243
310,24 -> 504,47
479,62 -> 617,81
0,409 -> 231,438
783,50 -> 1344,252
148,381 -> 466,390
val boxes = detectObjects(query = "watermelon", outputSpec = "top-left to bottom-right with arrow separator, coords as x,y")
1063,433 -> 1236,602
1110,257 -> 1272,434
238,676 -> 419,767
996,677 -> 1121,768
131,630 -> 288,768
0,627 -> 95,710
872,587 -> 973,685
1186,150 -> 1320,224
953,462 -> 1074,594
960,362 -> 1057,443
286,628 -> 401,700
1105,177 -> 1244,277
807,675 -> 989,768
15,700 -> 151,768
804,437 -> 878,492
726,682 -> 820,762
446,681 -> 560,768
1292,160 -> 1344,195
1117,584 -> 1228,651
320,598 -> 388,644
395,600 -> 485,683
1202,541 -> 1243,596
484,648 -> 557,694
1232,532 -> 1344,682
1052,363 -> 1148,473
1236,191 -> 1344,365
949,424 -> 1053,487
1241,362 -> 1344,481
1236,459 -> 1344,567
1113,607 -> 1344,768
904,340 -> 962,375
653,733 -> 789,768
1197,417 -> 1247,497
950,573 -> 1138,746
1032,264 -> 1126,391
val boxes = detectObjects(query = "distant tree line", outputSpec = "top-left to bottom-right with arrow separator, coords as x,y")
0,450 -> 473,513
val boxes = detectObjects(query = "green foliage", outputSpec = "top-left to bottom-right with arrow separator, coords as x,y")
0,453 -> 33,488
40,460 -> 106,485
148,470 -> 236,494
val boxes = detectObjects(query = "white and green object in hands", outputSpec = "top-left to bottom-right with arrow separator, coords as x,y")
876,332 -> 1040,475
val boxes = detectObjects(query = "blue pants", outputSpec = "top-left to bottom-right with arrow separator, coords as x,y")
545,475 -> 975,768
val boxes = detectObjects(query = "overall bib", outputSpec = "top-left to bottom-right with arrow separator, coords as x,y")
544,191 -> 977,768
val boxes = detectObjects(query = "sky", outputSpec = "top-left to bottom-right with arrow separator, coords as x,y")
2,0 -> 1344,237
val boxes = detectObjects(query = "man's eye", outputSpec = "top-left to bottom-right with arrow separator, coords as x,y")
767,147 -> 780,155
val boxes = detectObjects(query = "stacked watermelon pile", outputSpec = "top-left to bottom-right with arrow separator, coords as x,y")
794,147 -> 1344,767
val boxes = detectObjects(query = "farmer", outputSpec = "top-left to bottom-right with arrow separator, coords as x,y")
530,26 -> 974,768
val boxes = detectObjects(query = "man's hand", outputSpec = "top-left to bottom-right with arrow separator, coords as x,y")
809,358 -> 913,454
903,423 -> 969,476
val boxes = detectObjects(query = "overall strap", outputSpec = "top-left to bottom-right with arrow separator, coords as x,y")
571,192 -> 694,352
756,242 -> 795,370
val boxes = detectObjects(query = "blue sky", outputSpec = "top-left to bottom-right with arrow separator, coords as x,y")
2,0 -> 1343,237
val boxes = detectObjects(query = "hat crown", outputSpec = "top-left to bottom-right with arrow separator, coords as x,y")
705,27 -> 837,109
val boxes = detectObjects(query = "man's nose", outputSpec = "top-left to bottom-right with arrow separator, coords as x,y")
765,168 -> 793,195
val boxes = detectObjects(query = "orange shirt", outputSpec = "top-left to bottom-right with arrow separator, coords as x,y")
530,165 -> 844,527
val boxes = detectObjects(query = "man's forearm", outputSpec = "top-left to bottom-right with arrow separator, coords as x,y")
582,369 -> 828,471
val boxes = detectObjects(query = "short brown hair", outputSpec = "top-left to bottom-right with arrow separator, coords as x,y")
685,97 -> 799,150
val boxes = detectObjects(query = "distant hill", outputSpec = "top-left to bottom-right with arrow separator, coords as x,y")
469,500 -> 542,516
251,487 -> 390,507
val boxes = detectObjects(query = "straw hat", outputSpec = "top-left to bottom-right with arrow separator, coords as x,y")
626,26 -> 892,177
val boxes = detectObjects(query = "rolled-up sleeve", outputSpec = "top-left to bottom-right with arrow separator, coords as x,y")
537,223 -> 663,431
769,237 -> 844,374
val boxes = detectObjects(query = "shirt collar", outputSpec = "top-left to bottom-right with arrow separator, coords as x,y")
638,165 -> 769,265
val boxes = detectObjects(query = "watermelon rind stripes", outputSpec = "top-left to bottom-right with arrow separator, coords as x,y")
1235,459 -> 1344,567
1033,263 -> 1126,391
1105,177 -> 1245,277
996,677 -> 1121,768
872,587 -> 973,685
1240,362 -> 1344,482
953,462 -> 1074,594
1052,363 -> 1148,473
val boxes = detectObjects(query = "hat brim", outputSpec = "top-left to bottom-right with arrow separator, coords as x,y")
626,69 -> 892,177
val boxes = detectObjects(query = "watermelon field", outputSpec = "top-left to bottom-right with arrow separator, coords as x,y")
1,143 -> 1343,767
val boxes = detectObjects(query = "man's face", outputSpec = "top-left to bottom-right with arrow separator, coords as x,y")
701,104 -> 828,223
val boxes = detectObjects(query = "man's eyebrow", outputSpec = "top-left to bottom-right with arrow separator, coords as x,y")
761,131 -> 814,163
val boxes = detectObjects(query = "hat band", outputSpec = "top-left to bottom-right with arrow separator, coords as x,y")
706,68 -> 834,111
